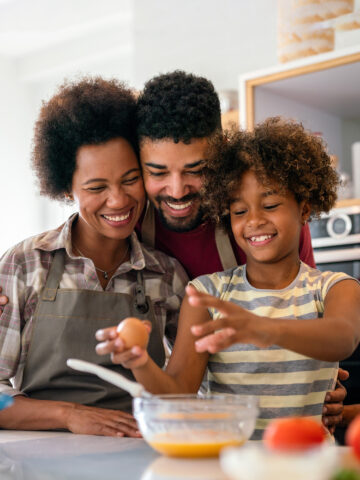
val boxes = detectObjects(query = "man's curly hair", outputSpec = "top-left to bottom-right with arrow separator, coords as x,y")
136,70 -> 221,144
32,77 -> 138,200
202,117 -> 339,232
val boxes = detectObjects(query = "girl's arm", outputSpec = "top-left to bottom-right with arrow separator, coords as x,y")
96,294 -> 210,394
188,279 -> 360,362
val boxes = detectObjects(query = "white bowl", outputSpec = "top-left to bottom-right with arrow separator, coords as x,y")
220,443 -> 340,480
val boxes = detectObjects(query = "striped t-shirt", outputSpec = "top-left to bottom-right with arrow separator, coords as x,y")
191,262 -> 354,440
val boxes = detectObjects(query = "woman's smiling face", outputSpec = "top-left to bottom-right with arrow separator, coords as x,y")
230,169 -> 310,267
71,137 -> 145,242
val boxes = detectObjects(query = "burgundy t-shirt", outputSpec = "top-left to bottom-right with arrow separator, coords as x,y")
136,211 -> 315,279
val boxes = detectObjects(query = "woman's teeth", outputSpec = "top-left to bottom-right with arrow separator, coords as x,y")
103,212 -> 130,221
250,234 -> 273,242
166,200 -> 192,210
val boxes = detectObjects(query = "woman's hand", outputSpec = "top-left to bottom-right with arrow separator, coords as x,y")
0,396 -> 141,437
95,323 -> 151,369
186,285 -> 274,353
64,403 -> 141,437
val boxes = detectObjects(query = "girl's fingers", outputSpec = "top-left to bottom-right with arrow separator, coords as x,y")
195,328 -> 237,353
95,326 -> 118,341
95,337 -> 125,355
186,286 -> 240,316
191,316 -> 237,336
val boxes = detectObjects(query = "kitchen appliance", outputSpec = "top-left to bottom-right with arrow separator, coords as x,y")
309,204 -> 360,279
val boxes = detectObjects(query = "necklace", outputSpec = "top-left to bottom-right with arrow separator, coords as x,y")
73,242 -> 129,280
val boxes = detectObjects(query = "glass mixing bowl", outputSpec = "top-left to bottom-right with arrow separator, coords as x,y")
133,394 -> 259,458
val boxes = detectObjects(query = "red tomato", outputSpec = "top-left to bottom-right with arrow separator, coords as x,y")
346,415 -> 360,460
263,417 -> 326,452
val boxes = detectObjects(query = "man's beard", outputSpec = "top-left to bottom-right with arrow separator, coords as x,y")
154,193 -> 205,233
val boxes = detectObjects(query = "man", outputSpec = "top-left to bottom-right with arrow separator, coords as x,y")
134,70 -> 346,432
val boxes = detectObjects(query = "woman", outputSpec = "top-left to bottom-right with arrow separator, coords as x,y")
0,77 -> 188,436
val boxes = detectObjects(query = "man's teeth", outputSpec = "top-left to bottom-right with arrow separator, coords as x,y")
250,234 -> 273,242
166,200 -> 192,210
103,212 -> 130,221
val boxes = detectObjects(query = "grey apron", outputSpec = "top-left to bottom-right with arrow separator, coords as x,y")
21,249 -> 165,412
141,201 -> 237,270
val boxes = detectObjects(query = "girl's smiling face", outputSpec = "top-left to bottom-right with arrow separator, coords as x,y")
230,169 -> 310,267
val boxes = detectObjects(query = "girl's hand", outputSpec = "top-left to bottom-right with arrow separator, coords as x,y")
95,323 -> 151,369
186,285 -> 274,353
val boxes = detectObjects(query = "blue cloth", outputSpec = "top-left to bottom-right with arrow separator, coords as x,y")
0,393 -> 13,410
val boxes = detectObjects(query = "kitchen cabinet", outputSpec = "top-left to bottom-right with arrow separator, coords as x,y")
239,44 -> 360,204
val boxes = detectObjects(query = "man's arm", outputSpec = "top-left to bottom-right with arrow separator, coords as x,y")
0,287 -> 8,311
323,368 -> 349,433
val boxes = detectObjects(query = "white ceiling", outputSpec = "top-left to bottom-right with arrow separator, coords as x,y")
0,0 -> 133,57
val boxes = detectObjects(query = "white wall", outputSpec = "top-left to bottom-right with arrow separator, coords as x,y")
0,56 -> 44,253
0,0 -> 279,255
254,87 -> 344,161
133,0 -> 278,90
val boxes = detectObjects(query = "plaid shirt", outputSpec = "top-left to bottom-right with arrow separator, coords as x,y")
0,214 -> 188,396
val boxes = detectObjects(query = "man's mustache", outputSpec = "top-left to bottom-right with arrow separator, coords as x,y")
155,193 -> 200,204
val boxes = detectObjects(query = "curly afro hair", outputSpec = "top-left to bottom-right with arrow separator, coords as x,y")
32,76 -> 138,201
202,116 -> 339,232
136,70 -> 221,144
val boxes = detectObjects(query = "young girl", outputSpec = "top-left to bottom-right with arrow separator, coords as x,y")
96,117 -> 360,439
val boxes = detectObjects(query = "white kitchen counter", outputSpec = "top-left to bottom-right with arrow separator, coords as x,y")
0,430 -> 228,480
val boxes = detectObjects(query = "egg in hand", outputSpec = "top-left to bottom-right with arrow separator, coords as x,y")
117,317 -> 149,349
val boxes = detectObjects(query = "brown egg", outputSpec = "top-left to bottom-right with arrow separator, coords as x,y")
116,317 -> 149,349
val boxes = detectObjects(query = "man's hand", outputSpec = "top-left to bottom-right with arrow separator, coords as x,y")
322,368 -> 349,434
0,287 -> 9,312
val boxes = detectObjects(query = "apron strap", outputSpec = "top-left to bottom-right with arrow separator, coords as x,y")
41,250 -> 66,302
134,270 -> 149,314
215,226 -> 237,270
141,201 -> 156,248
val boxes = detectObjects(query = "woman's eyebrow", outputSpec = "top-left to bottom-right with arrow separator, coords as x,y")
81,168 -> 141,185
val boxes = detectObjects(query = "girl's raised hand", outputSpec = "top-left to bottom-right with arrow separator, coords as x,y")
95,323 -> 151,369
186,285 -> 274,353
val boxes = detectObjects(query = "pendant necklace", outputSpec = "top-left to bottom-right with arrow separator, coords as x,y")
73,242 -> 129,279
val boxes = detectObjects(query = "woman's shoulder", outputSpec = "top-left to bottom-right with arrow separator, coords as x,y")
0,226 -> 63,270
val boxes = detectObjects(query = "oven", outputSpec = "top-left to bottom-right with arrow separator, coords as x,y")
309,205 -> 360,279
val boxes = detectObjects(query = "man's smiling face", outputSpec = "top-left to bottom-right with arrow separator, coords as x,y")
140,138 -> 207,232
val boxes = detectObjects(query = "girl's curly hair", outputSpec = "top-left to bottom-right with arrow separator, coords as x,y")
32,76 -> 138,200
202,117 -> 339,232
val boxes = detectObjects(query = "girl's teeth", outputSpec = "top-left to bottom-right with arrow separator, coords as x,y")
103,212 -> 130,221
166,200 -> 192,210
250,235 -> 272,242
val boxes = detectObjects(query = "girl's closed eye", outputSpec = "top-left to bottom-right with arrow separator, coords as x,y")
264,203 -> 281,210
232,209 -> 247,216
